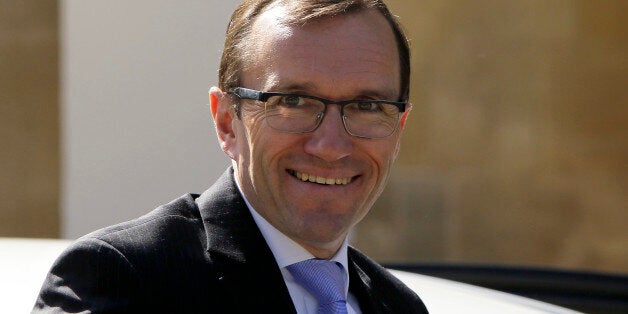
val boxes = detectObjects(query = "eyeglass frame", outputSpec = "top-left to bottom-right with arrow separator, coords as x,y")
228,87 -> 409,139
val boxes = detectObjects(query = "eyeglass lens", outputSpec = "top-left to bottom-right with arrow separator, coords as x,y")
263,95 -> 400,138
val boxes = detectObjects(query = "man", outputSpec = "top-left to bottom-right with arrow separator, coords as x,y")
34,0 -> 428,313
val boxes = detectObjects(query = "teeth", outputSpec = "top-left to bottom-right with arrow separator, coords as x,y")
294,171 -> 351,185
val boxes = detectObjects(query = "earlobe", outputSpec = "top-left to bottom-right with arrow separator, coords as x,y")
209,87 -> 238,160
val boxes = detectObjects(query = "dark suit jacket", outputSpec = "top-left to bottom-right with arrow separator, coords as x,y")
34,168 -> 428,313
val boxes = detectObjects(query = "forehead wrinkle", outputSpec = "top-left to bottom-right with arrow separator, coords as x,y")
261,50 -> 398,100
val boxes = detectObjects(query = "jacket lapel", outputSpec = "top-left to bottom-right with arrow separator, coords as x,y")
348,247 -> 429,314
196,168 -> 296,313
348,249 -> 388,314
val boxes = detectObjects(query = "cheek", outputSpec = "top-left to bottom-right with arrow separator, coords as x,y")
367,140 -> 399,166
383,134 -> 403,163
236,111 -> 266,157
360,140 -> 401,190
239,117 -> 286,182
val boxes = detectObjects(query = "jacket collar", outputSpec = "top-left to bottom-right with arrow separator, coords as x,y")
195,167 -> 297,313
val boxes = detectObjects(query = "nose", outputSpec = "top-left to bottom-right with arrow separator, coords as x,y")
303,105 -> 353,162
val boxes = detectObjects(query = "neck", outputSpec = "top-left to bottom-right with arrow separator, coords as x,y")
296,236 -> 347,260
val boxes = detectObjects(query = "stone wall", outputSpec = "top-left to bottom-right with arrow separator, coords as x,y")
355,0 -> 628,273
0,1 -> 59,237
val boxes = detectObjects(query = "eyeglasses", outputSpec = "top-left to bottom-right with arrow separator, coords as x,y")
229,87 -> 408,139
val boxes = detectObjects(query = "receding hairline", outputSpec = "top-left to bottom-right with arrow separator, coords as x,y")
262,0 -> 381,23
242,6 -> 401,83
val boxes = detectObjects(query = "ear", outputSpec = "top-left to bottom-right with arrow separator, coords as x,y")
399,103 -> 412,130
209,86 -> 238,160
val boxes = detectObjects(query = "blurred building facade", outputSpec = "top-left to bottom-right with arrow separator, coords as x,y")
1,1 -> 626,273
356,0 -> 628,273
1,1 -> 59,237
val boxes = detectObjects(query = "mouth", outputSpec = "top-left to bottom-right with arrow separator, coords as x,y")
287,169 -> 353,185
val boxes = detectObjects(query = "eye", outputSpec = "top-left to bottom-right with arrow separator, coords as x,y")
281,95 -> 305,107
356,102 -> 380,112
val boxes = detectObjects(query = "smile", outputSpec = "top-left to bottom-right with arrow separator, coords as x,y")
288,170 -> 352,185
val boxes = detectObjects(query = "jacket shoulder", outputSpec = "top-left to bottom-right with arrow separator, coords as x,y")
85,193 -> 201,238
34,193 -> 220,313
80,193 -> 211,275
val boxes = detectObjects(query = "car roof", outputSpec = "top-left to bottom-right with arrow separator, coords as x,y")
1,238 -> 582,313
391,270 -> 582,313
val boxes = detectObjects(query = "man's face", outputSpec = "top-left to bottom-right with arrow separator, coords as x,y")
212,8 -> 408,257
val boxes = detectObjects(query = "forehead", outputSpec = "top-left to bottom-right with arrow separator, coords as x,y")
244,7 -> 401,99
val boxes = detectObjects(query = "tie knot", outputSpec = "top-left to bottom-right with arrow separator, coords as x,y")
287,259 -> 348,313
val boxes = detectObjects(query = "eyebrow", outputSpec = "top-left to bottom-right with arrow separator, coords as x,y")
263,82 -> 399,101
264,82 -> 316,94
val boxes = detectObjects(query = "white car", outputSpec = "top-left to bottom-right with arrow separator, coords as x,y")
1,238 -> 584,313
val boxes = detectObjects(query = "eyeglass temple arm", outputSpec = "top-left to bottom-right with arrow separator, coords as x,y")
230,87 -> 267,101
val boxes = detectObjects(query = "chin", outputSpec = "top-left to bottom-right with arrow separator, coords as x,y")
293,214 -> 353,241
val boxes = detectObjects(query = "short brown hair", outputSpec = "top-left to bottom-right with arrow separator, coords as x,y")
218,0 -> 411,115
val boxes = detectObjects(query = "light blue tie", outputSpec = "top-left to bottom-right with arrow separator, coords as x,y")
287,259 -> 349,314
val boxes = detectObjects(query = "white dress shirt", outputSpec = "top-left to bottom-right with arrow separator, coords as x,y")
234,176 -> 361,314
